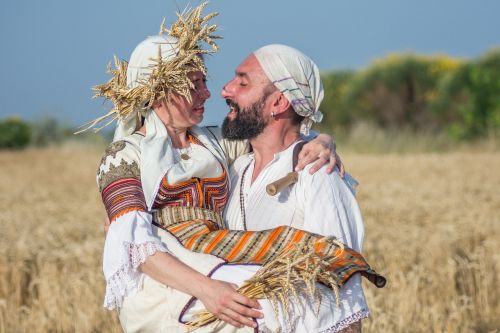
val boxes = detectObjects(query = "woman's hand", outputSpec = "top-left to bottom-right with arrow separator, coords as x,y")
197,279 -> 263,328
296,133 -> 344,176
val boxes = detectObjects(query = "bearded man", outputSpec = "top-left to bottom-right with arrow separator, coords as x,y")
218,44 -> 370,333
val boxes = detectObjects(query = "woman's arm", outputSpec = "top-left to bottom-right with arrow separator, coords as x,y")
140,252 -> 262,328
205,126 -> 343,174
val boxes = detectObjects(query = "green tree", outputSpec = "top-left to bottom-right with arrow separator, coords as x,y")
0,117 -> 32,149
320,70 -> 355,131
434,49 -> 500,139
343,54 -> 463,131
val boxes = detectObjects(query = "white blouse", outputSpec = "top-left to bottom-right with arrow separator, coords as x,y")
99,131 -> 230,310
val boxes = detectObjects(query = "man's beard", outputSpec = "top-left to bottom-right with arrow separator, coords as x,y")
221,95 -> 269,140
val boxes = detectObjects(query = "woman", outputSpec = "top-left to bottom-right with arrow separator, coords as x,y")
92,4 -> 383,332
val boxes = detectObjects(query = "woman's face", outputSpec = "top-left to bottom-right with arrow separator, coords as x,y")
155,70 -> 211,129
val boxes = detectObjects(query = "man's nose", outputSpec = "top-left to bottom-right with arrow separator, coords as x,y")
221,80 -> 233,98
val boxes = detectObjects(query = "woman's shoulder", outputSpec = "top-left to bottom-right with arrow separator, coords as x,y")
191,125 -> 221,141
96,133 -> 144,192
99,133 -> 143,164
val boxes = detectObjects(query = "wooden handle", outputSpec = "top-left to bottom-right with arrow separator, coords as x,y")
266,172 -> 299,196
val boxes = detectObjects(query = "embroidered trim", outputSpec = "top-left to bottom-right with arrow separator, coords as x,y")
103,241 -> 167,310
256,306 -> 369,333
111,207 -> 147,223
239,160 -> 253,230
153,206 -> 224,228
153,167 -> 229,215
98,159 -> 141,192
318,308 -> 370,333
99,141 -> 126,168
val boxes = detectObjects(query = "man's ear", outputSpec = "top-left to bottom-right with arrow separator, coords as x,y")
273,92 -> 291,116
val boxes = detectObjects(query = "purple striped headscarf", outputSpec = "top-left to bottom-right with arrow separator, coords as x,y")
253,44 -> 324,135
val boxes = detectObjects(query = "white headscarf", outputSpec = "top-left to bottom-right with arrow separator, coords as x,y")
113,35 -> 179,209
253,44 -> 324,135
113,35 -> 178,142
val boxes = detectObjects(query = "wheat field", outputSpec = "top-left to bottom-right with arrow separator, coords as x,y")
0,146 -> 498,333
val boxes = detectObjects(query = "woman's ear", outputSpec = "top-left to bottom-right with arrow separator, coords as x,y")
151,99 -> 161,110
151,97 -> 167,110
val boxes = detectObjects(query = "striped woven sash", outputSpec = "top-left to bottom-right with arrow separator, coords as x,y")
153,206 -> 386,288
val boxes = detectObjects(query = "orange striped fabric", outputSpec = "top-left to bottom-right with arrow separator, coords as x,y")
154,208 -> 386,289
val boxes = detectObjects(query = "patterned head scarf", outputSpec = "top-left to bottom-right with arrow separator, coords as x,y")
253,44 -> 324,135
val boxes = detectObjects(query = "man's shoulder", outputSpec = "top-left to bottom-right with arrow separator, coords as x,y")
299,165 -> 358,196
300,164 -> 335,182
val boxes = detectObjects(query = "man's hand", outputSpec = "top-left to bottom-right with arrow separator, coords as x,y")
296,133 -> 345,176
104,216 -> 111,236
197,279 -> 263,328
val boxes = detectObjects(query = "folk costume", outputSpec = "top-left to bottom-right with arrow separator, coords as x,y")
88,4 -> 385,333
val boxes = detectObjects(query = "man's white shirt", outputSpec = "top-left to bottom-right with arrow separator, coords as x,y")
219,140 -> 369,332
225,141 -> 364,252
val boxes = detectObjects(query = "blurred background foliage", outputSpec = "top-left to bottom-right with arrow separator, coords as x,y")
0,118 -> 31,149
0,116 -> 111,150
1,48 -> 499,151
317,48 -> 500,151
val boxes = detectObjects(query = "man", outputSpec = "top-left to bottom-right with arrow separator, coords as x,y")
218,44 -> 369,332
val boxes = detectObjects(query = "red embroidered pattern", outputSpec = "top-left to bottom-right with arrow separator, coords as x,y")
102,178 -> 147,222
153,133 -> 229,213
153,172 -> 229,214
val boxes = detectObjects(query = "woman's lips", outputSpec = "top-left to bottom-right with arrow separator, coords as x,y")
193,106 -> 205,114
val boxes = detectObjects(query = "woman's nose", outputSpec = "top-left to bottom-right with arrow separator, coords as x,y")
196,84 -> 210,100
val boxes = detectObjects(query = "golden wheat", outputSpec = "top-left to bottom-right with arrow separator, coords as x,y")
0,147 -> 498,332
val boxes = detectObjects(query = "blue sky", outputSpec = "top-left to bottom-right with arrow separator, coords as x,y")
0,0 -> 499,127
